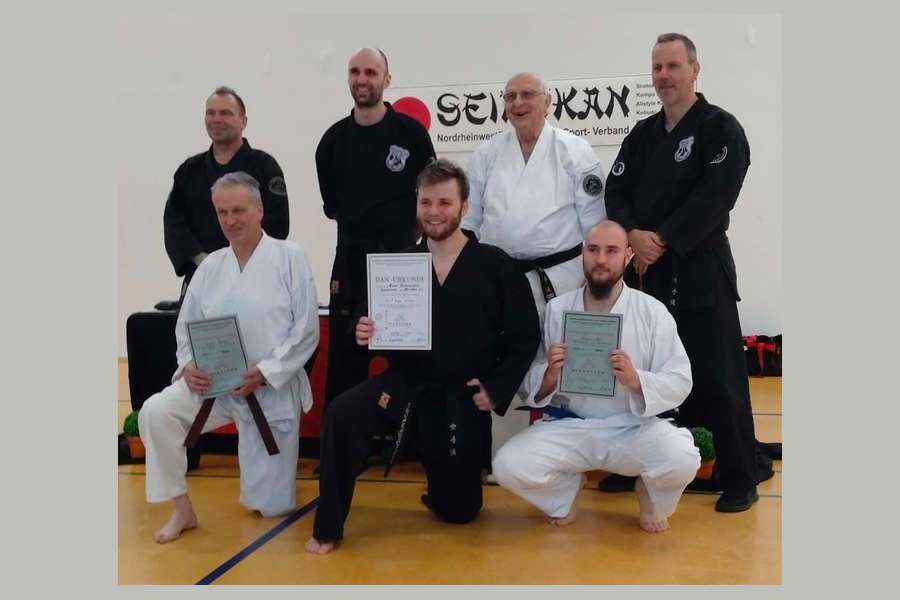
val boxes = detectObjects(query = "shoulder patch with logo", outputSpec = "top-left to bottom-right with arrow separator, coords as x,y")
611,161 -> 625,176
709,145 -> 728,164
267,176 -> 287,195
582,173 -> 604,196
674,136 -> 695,162
385,145 -> 410,172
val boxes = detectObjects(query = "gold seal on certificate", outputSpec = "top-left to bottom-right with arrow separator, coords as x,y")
559,310 -> 623,397
367,253 -> 432,350
185,315 -> 249,399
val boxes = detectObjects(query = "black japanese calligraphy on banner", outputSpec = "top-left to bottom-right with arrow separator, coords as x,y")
385,75 -> 663,151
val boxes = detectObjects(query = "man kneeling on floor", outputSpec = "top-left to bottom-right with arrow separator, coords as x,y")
139,172 -> 319,543
305,159 -> 540,554
493,221 -> 699,533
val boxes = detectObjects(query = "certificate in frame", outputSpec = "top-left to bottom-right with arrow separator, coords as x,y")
367,253 -> 432,350
559,310 -> 623,397
185,315 -> 249,399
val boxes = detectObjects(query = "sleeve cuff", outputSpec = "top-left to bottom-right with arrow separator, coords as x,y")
628,371 -> 650,417
256,360 -> 287,392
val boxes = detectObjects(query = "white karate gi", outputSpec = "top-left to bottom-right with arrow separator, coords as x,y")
463,122 -> 608,458
493,284 -> 700,520
139,233 -> 319,517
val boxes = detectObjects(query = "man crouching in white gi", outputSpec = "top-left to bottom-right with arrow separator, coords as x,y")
139,171 -> 319,544
493,221 -> 699,533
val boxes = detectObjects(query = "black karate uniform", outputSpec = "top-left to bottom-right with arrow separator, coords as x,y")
605,93 -> 758,493
312,234 -> 540,543
164,138 -> 289,282
315,103 -> 436,407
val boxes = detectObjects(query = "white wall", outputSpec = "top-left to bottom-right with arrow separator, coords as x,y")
118,13 -> 781,356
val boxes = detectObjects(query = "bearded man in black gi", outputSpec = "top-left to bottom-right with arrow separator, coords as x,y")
305,159 -> 540,554
316,47 -> 436,409
604,33 -> 770,513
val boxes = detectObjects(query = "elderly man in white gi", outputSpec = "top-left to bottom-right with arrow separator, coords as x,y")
463,72 -> 608,461
139,171 -> 319,544
493,221 -> 699,533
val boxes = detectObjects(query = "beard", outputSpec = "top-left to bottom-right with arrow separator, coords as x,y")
585,265 -> 624,299
351,85 -> 383,108
419,211 -> 462,241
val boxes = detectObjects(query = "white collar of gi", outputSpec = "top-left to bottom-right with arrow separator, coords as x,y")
573,282 -> 630,314
228,231 -> 271,268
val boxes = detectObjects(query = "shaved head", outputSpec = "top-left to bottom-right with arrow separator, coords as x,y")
586,220 -> 629,246
583,221 -> 631,299
347,47 -> 391,109
349,47 -> 389,74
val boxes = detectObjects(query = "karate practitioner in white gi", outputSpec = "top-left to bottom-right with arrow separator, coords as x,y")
463,72 -> 609,461
493,221 -> 700,533
139,171 -> 319,544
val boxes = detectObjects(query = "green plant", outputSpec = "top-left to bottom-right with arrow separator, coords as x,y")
690,427 -> 716,461
123,410 -> 140,437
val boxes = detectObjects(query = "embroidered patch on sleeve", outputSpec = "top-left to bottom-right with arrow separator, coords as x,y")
709,146 -> 728,164
267,176 -> 288,195
582,173 -> 604,196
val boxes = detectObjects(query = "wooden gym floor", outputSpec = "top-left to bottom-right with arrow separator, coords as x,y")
117,359 -> 782,584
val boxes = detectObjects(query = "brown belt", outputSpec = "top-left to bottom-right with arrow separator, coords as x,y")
183,392 -> 280,456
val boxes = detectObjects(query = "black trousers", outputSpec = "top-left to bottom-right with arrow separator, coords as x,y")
324,247 -> 373,407
313,375 -> 484,543
672,269 -> 758,492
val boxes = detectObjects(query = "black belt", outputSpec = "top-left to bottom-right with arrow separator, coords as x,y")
512,243 -> 582,302
384,381 -> 472,477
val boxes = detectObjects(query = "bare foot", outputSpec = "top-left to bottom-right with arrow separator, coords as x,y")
548,473 -> 587,526
304,537 -> 337,555
635,477 -> 670,533
153,508 -> 198,544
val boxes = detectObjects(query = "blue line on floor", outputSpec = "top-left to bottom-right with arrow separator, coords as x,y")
196,496 -> 319,585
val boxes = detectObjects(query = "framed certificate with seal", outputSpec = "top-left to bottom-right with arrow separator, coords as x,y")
185,315 -> 249,399
367,253 -> 432,350
559,310 -> 623,397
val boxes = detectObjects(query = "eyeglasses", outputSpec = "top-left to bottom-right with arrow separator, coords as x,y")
502,89 -> 545,103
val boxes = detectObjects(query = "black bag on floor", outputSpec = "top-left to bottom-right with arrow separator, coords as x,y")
125,305 -> 201,470
126,310 -> 179,412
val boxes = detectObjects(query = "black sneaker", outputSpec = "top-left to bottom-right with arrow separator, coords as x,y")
686,476 -> 722,492
757,441 -> 782,460
420,494 -> 439,518
756,453 -> 775,483
597,474 -> 637,492
714,488 -> 759,512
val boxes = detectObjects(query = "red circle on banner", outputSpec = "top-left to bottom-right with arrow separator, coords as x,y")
393,96 -> 431,130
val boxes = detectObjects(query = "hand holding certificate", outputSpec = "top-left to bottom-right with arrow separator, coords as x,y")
367,253 -> 432,350
184,315 -> 280,455
559,310 -> 623,397
185,315 -> 249,399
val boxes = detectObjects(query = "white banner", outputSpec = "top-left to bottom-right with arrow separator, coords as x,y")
384,75 -> 662,152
